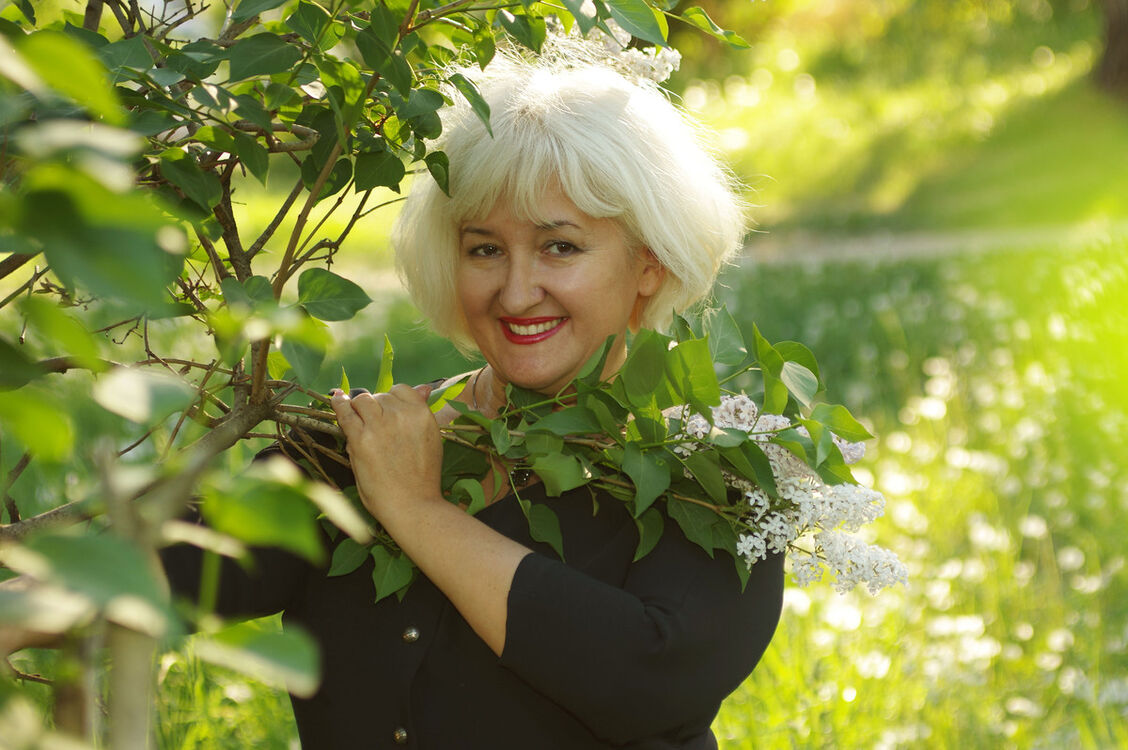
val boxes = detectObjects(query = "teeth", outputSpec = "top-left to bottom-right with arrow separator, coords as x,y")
508,320 -> 560,336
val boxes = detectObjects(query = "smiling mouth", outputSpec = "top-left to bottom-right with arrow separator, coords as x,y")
500,317 -> 568,343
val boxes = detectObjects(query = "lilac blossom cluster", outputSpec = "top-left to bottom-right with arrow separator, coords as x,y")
667,395 -> 908,595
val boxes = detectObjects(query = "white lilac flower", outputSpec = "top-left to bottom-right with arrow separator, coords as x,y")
815,531 -> 909,594
736,532 -> 768,565
789,549 -> 824,586
712,393 -> 759,431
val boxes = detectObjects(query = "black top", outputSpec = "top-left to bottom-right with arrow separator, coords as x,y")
163,454 -> 784,749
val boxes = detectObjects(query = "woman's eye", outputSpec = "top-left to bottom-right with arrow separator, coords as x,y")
546,241 -> 579,257
468,244 -> 501,257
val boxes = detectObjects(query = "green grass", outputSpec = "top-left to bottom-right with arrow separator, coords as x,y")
712,239 -> 1128,748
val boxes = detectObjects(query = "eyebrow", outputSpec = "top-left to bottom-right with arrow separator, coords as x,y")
459,219 -> 581,238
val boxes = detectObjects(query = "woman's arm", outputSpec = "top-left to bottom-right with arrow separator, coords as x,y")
330,384 -> 532,656
500,526 -> 785,744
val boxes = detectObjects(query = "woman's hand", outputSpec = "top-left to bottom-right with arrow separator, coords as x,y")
330,384 -> 442,523
330,381 -> 532,657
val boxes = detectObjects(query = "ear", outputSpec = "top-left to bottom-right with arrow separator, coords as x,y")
630,249 -> 666,331
637,248 -> 666,298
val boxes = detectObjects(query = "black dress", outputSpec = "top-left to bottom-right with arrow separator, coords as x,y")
162,447 -> 784,749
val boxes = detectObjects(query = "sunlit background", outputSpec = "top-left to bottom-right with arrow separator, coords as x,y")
7,0 -> 1127,747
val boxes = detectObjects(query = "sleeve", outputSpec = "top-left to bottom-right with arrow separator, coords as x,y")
499,522 -> 784,744
160,531 -> 314,619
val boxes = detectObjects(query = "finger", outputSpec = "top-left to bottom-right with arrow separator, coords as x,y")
330,390 -> 365,434
349,390 -> 385,420
387,382 -> 425,404
413,383 -> 434,400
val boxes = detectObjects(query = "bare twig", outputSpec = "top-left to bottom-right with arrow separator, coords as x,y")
272,411 -> 343,439
247,177 -> 305,260
0,267 -> 48,310
3,452 -> 31,524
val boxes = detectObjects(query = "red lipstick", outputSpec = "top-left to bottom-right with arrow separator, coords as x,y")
499,316 -> 568,344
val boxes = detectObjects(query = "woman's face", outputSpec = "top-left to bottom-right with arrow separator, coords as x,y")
455,187 -> 664,396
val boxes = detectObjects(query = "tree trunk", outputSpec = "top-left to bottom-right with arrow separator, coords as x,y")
1097,0 -> 1128,94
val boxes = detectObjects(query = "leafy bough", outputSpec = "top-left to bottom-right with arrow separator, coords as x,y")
299,309 -> 906,603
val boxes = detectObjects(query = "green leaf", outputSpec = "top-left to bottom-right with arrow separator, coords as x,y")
375,334 -> 395,393
0,587 -> 95,635
721,442 -> 777,498
780,360 -> 819,407
0,534 -> 170,636
424,150 -> 450,196
472,26 -> 496,69
775,341 -> 822,386
227,34 -> 303,81
98,34 -> 151,84
328,538 -> 369,576
297,268 -> 373,321
306,482 -> 373,543
339,366 -> 351,393
234,93 -> 274,132
666,337 -> 721,415
19,31 -> 124,124
427,380 -> 465,414
677,6 -> 750,48
452,477 -> 487,515
667,498 -> 719,557
448,72 -> 492,136
280,335 -> 325,385
0,337 -> 45,390
605,0 -> 669,46
301,155 -> 352,201
561,0 -> 599,35
528,407 -> 600,436
233,0 -> 288,22
517,497 -> 565,559
370,546 -> 416,603
160,148 -> 222,211
809,403 -> 874,442
356,27 -> 413,96
753,325 -> 788,414
397,88 -> 445,119
632,507 -> 664,561
490,419 -> 513,454
622,442 -> 670,516
231,131 -> 270,185
194,620 -> 320,698
92,368 -> 194,424
621,328 -> 666,406
683,450 -> 728,506
497,10 -> 546,53
706,307 -> 747,367
530,453 -> 588,496
202,462 -> 325,565
354,149 -> 405,191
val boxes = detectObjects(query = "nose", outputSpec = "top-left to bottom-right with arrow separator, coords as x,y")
498,253 -> 545,313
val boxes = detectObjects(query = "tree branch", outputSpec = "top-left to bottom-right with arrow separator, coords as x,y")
0,252 -> 37,282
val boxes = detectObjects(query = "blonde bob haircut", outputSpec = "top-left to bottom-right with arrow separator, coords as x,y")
393,49 -> 748,352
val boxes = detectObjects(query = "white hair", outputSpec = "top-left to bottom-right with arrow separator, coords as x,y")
393,49 -> 747,351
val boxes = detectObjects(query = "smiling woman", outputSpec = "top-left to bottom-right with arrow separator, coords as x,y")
160,35 -> 780,750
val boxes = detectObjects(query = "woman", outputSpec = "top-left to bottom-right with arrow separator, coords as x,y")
165,51 -> 784,748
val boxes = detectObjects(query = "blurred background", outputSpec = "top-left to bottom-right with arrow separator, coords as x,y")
9,0 -> 1126,747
